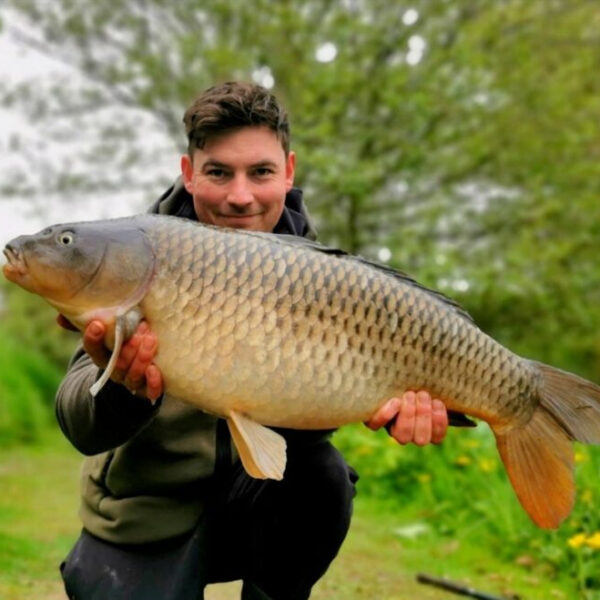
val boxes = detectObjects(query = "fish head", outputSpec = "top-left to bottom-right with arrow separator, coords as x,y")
2,219 -> 155,324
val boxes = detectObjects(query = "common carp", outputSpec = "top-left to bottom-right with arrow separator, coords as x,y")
3,214 -> 600,529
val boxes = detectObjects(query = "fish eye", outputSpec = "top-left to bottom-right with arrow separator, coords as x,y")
57,231 -> 75,246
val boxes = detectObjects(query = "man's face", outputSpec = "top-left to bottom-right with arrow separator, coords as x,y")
181,126 -> 295,232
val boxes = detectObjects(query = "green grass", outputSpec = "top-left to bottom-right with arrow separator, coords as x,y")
313,493 -> 578,600
0,433 -> 80,600
0,429 -> 589,600
334,423 -> 600,599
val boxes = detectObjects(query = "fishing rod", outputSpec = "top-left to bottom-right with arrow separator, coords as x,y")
417,573 -> 517,600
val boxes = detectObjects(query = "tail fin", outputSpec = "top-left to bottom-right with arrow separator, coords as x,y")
535,361 -> 600,443
493,361 -> 600,529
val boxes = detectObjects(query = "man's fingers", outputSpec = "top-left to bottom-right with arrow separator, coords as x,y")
123,333 -> 158,391
390,391 -> 417,444
145,364 -> 163,404
367,389 -> 449,446
115,321 -> 152,372
115,331 -> 143,372
83,321 -> 111,368
80,319 -> 161,404
431,399 -> 449,444
413,391 -> 433,446
365,397 -> 402,430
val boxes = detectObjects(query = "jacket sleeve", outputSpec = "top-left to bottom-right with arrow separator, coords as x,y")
55,344 -> 161,455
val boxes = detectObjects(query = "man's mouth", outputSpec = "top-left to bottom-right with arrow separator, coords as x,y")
219,213 -> 262,218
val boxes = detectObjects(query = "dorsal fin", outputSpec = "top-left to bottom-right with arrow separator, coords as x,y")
235,230 -> 475,325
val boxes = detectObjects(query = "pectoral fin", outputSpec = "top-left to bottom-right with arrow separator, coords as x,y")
90,316 -> 125,397
89,309 -> 143,397
226,411 -> 287,480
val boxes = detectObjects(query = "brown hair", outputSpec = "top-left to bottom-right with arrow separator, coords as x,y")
183,81 -> 290,156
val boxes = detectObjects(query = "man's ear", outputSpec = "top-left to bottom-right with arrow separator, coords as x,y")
181,154 -> 194,193
285,151 -> 296,191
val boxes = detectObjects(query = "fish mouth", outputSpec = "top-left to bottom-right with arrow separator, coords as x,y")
2,244 -> 28,280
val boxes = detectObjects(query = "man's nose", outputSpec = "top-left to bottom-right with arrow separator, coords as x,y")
226,176 -> 254,205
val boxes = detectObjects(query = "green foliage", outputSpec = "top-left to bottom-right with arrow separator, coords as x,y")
0,321 -> 64,446
0,279 -> 75,447
334,424 -> 600,597
0,278 -> 78,370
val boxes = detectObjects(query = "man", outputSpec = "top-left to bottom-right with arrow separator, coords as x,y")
57,81 -> 449,600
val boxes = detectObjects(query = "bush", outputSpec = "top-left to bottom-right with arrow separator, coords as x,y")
334,422 -> 600,596
0,280 -> 78,370
0,325 -> 64,446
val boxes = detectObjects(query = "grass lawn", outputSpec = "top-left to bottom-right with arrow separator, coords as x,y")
0,433 -> 80,600
0,430 -> 580,600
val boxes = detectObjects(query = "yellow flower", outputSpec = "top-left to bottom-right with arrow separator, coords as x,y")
575,451 -> 587,464
568,533 -> 587,549
585,532 -> 600,550
417,473 -> 431,484
356,445 -> 374,456
478,458 -> 495,473
455,455 -> 472,467
581,489 -> 593,505
463,439 -> 481,449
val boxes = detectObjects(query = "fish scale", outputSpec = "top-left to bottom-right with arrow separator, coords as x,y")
4,213 -> 600,529
140,218 -> 528,427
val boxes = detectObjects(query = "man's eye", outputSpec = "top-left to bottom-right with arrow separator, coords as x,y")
207,169 -> 226,178
254,167 -> 273,177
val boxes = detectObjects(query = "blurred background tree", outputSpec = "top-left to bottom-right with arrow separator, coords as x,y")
2,6 -> 600,595
1,0 -> 599,397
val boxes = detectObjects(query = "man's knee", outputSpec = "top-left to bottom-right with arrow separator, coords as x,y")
288,441 -> 358,497
235,442 -> 358,600
282,441 -> 358,531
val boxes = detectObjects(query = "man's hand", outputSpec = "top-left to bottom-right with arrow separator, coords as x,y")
58,316 -> 164,403
365,391 -> 448,446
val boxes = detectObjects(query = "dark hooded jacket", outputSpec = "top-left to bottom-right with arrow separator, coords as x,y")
150,176 -> 317,240
55,180 -> 324,545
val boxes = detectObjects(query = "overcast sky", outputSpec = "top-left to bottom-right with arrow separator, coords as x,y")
0,28 -> 52,244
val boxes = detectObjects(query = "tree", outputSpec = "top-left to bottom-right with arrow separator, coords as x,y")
2,0 -> 600,374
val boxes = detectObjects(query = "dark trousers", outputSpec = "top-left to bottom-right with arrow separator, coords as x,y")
60,439 -> 357,600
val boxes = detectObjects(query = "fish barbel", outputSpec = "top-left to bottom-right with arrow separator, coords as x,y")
4,214 -> 600,528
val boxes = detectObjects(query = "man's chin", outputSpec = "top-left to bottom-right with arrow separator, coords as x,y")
217,214 -> 265,231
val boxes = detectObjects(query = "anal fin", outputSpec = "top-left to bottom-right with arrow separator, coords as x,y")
494,407 -> 574,529
227,411 -> 287,480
